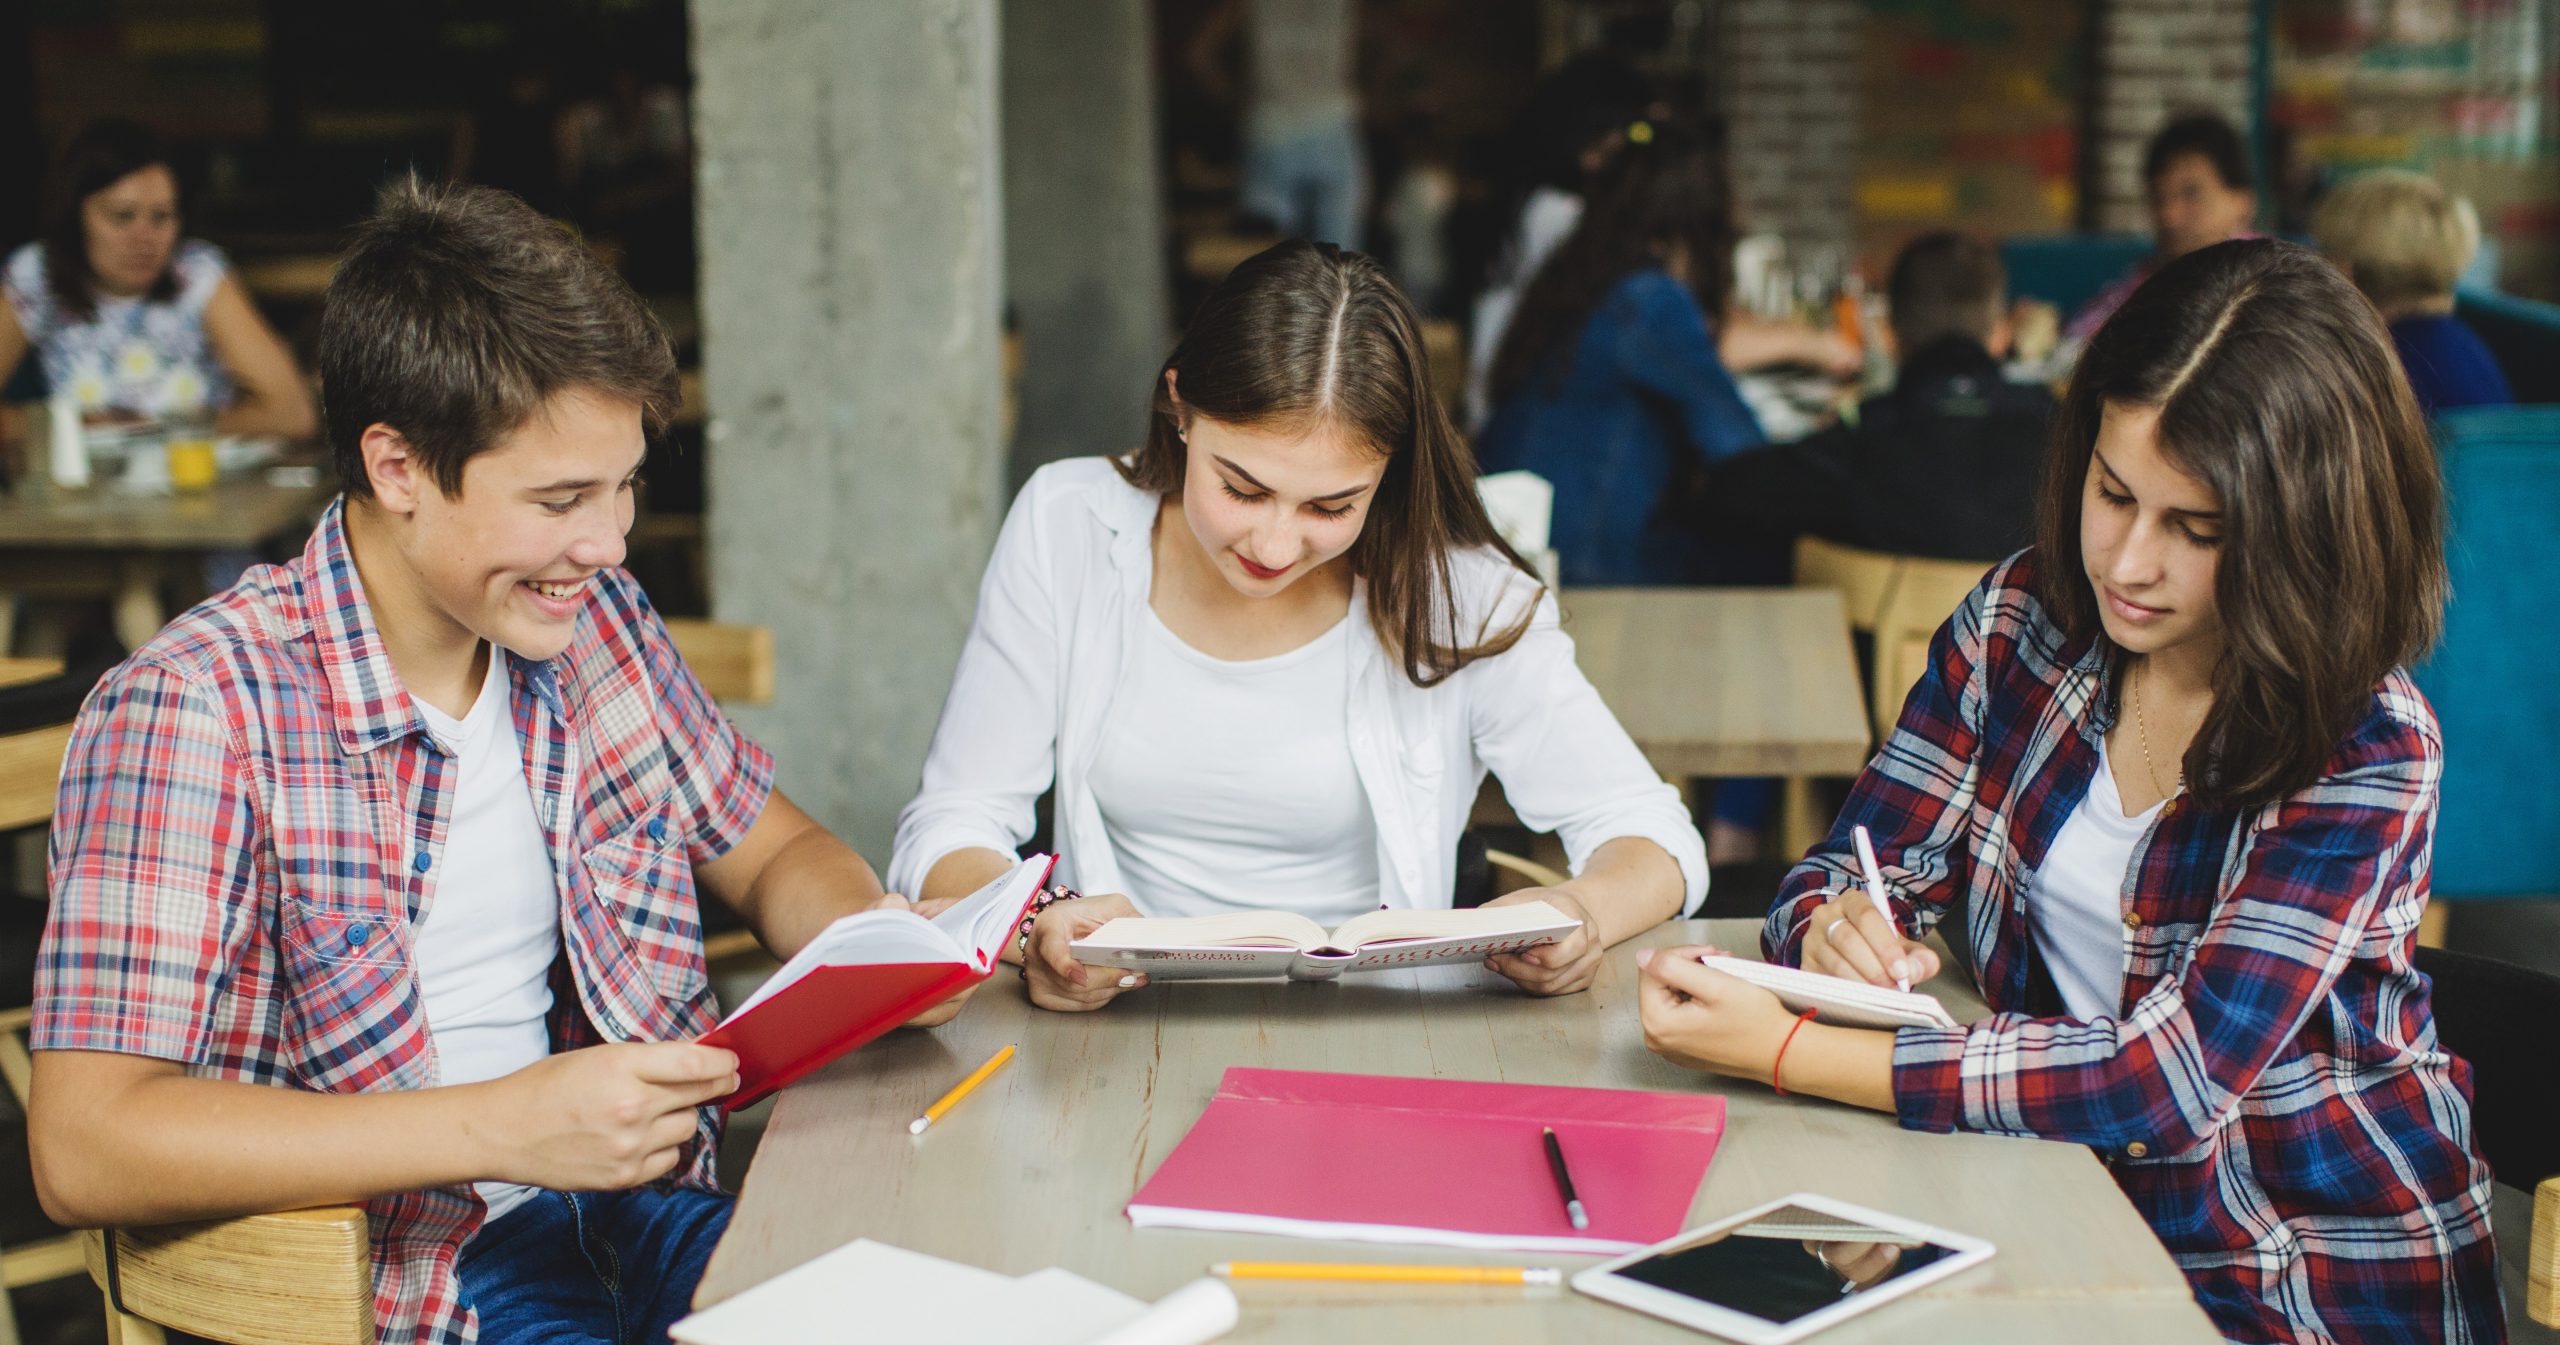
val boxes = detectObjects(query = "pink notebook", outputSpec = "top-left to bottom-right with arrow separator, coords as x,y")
1127,1067 -> 1727,1254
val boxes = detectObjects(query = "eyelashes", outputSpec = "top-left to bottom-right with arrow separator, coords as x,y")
1219,481 -> 1354,519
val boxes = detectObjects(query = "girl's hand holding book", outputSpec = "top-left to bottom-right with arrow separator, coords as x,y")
1025,891 -> 1149,1012
1481,887 -> 1603,996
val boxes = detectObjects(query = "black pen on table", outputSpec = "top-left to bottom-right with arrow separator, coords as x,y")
1541,1126 -> 1588,1230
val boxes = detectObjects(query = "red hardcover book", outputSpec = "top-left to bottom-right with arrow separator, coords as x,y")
701,854 -> 1055,1110
1128,1067 -> 1727,1253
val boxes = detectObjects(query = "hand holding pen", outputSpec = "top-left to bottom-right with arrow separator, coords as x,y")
1798,824 -> 1941,991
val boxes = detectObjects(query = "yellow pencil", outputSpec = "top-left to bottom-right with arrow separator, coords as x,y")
907,1044 -> 1016,1135
1210,1262 -> 1563,1286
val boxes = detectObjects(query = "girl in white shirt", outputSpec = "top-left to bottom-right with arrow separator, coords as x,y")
890,239 -> 1707,1011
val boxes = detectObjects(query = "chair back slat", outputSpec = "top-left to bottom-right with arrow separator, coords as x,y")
84,1208 -> 372,1345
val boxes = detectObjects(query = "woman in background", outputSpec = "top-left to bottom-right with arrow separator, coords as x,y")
1475,116 -> 1763,587
1,119 -> 314,446
2313,168 -> 2513,416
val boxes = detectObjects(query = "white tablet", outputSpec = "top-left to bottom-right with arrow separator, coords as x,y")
1570,1194 -> 1994,1343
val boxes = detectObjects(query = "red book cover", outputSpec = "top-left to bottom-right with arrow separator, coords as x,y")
701,855 -> 1055,1111
1128,1067 -> 1726,1253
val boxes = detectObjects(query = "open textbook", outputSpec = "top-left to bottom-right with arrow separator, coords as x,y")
1699,954 -> 1958,1030
700,854 -> 1055,1109
1069,901 -> 1580,981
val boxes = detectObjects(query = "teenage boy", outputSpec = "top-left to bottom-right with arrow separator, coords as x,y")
27,179 -> 962,1344
1699,231 -> 2055,562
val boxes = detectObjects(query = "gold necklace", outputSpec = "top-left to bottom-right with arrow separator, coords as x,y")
2130,658 -> 2181,798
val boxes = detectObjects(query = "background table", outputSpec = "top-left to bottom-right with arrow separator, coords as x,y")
697,920 -> 2216,1343
1560,588 -> 1872,780
0,473 -> 331,652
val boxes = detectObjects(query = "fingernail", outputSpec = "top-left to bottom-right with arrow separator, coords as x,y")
1635,949 -> 1654,968
1117,974 -> 1138,988
1891,960 -> 1909,981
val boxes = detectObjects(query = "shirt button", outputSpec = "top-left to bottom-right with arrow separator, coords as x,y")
2125,1141 -> 2150,1159
646,817 -> 669,843
347,926 -> 370,949
2122,911 -> 2143,930
412,850 -> 432,873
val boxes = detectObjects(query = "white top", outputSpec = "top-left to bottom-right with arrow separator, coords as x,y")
1091,608 -> 1379,923
2023,739 -> 2159,1021
411,650 -> 560,1224
888,456 -> 1708,915
1465,187 -> 1585,432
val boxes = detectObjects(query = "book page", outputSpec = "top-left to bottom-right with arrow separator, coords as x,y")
1328,900 -> 1572,949
1071,911 -> 1332,951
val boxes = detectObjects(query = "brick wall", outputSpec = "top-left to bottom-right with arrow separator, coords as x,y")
1720,0 -> 1861,262
2089,0 -> 2257,232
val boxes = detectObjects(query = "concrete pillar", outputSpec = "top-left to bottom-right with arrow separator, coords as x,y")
691,0 -> 1008,852
1000,0 -> 1171,484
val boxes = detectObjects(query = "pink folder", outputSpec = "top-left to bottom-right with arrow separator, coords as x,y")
1127,1067 -> 1727,1254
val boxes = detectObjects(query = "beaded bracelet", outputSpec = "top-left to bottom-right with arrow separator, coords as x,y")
1014,883 -> 1085,960
1771,1007 -> 1820,1097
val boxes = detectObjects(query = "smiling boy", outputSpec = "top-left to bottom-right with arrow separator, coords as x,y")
27,180 -> 949,1344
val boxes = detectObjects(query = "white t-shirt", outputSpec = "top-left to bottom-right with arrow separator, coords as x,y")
411,649 -> 561,1224
2023,738 -> 2161,1021
1088,606 -> 1381,925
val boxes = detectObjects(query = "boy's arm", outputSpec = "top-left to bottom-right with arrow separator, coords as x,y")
29,1040 -> 736,1228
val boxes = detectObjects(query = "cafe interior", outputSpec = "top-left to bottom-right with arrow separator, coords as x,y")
0,1 -> 2556,1342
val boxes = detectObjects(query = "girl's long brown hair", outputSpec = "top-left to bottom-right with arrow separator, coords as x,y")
2034,238 -> 2446,810
1118,239 -> 1541,688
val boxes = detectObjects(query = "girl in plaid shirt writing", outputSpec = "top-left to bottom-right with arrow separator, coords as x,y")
1639,239 -> 2503,1342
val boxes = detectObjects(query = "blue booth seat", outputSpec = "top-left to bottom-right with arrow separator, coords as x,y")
2453,287 -> 2560,405
2414,405 -> 2560,899
1998,234 -> 2152,318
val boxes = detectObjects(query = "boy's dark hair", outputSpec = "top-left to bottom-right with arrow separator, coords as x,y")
1886,231 -> 2005,354
2143,112 -> 2253,193
43,118 -> 181,320
319,177 -> 678,499
2034,239 -> 2443,811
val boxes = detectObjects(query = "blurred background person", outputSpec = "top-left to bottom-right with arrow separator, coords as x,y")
1699,230 -> 2054,563
1475,114 -> 1761,588
2312,168 -> 2514,416
2063,112 -> 2259,348
1189,0 -> 1367,249
0,118 -> 315,453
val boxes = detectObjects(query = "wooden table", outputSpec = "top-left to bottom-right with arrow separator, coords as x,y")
1561,588 -> 1871,780
0,473 -> 332,652
699,921 -> 2216,1343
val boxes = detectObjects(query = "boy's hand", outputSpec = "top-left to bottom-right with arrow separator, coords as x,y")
868,892 -> 977,1027
485,1042 -> 738,1190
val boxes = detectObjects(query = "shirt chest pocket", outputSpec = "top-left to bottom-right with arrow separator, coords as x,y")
579,798 -> 710,1006
276,898 -> 413,1084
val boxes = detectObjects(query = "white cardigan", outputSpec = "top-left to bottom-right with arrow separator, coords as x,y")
887,457 -> 1709,915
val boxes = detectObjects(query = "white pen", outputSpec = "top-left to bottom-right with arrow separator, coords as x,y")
1850,824 -> 1909,993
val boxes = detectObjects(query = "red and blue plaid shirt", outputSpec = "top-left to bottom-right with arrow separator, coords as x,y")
1766,551 -> 2503,1343
36,498 -> 774,1345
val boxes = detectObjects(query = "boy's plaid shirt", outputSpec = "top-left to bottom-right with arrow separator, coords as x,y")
36,499 -> 774,1344
1764,550 -> 2503,1343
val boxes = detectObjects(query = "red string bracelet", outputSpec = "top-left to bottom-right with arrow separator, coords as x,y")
1771,1007 -> 1820,1097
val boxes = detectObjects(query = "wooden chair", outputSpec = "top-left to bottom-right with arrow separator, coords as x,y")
664,621 -> 776,968
0,665 -> 91,1345
82,1210 -> 371,1345
1792,536 -> 1986,742
2411,946 -> 2560,1326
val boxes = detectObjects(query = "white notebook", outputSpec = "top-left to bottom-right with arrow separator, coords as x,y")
670,1239 -> 1237,1345
1701,955 -> 1959,1030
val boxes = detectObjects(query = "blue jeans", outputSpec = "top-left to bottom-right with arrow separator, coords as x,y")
457,1187 -> 733,1345
1242,115 -> 1366,249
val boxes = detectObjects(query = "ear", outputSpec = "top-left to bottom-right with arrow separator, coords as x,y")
1163,369 -> 1190,438
1984,311 -> 2014,362
361,423 -> 431,515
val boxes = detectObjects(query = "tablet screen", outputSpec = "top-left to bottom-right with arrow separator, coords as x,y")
1614,1204 -> 1963,1324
